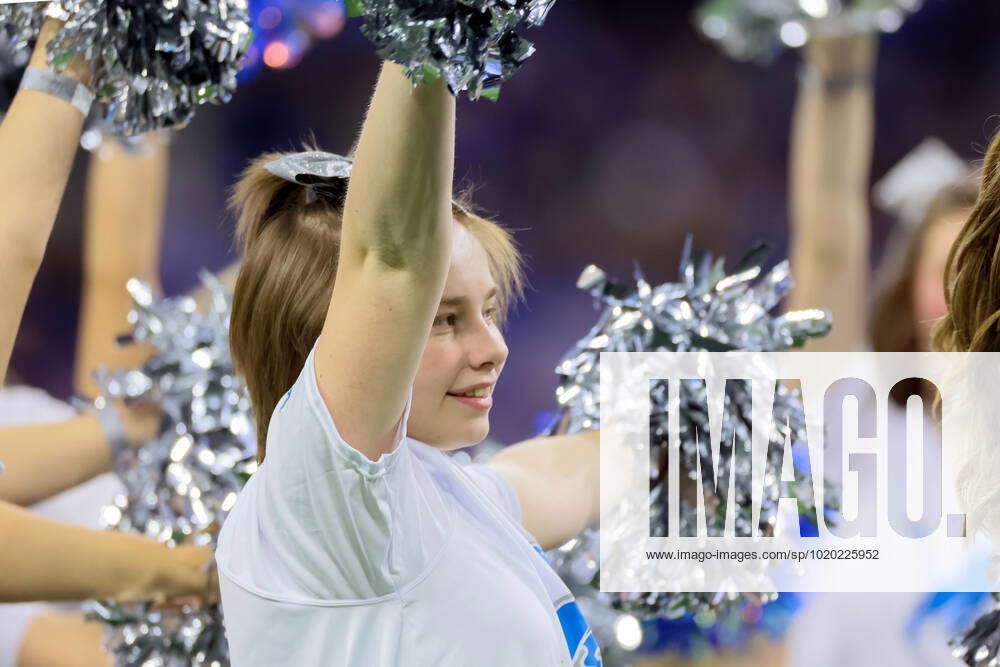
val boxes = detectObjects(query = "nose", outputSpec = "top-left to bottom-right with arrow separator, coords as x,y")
467,318 -> 508,373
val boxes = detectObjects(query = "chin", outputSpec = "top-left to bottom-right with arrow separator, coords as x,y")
414,423 -> 490,451
446,420 -> 490,450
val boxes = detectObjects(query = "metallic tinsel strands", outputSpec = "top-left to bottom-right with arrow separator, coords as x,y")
349,0 -> 555,99
0,0 -> 252,135
543,237 -> 836,649
951,594 -> 1000,667
695,0 -> 924,62
84,272 -> 256,666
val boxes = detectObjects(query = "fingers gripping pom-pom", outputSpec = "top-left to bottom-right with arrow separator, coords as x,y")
349,0 -> 555,100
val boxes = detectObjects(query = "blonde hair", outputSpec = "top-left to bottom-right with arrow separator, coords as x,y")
229,149 -> 526,464
930,128 -> 1000,546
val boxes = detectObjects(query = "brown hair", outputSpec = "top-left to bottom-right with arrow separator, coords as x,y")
929,129 -> 1000,546
229,150 -> 527,464
932,130 -> 1000,354
868,177 -> 978,407
870,180 -> 980,354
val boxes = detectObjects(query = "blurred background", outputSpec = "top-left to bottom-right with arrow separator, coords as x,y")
9,0 -> 1000,447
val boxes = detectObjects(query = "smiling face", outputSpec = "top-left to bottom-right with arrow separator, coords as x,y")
407,221 -> 510,450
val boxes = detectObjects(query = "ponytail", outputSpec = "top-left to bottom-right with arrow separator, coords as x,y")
229,151 -> 345,463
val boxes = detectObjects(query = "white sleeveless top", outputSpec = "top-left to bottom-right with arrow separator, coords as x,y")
215,343 -> 602,666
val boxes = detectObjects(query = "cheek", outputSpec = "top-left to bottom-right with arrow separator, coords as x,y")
912,220 -> 964,324
414,341 -> 456,392
912,268 -> 947,323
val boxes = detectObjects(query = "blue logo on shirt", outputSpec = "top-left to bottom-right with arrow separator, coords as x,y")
532,545 -> 603,666
278,389 -> 292,412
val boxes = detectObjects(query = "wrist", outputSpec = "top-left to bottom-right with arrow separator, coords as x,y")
28,18 -> 94,87
150,545 -> 216,603
804,32 -> 877,78
105,535 -> 170,601
798,61 -> 874,96
109,541 -> 210,603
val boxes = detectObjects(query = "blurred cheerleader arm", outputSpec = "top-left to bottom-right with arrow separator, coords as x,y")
487,429 -> 602,552
0,407 -> 158,506
0,18 -> 92,384
16,610 -> 112,667
0,499 -> 215,604
73,134 -> 169,398
786,32 -> 877,352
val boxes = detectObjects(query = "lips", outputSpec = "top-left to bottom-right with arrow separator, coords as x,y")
446,392 -> 493,410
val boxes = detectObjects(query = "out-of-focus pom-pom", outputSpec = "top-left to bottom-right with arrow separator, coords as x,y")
82,271 -> 256,665
542,236 -> 836,656
950,594 -> 1000,667
348,0 -> 555,100
0,0 -> 253,135
695,0 -> 924,63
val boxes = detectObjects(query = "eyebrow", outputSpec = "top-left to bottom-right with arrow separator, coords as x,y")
439,286 -> 498,308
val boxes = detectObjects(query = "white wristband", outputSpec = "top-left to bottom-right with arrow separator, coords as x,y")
20,66 -> 95,117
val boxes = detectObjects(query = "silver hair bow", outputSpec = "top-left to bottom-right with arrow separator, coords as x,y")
263,149 -> 473,215
263,150 -> 354,185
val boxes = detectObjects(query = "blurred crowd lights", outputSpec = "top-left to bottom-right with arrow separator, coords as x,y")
239,0 -> 347,77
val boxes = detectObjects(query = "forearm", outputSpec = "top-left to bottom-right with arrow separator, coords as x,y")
0,414 -> 111,506
75,283 -> 158,397
17,611 -> 111,667
82,137 -> 166,283
342,61 -> 455,270
0,501 -> 194,603
489,429 -> 600,551
0,19 -> 91,383
75,137 -> 167,396
787,34 -> 876,352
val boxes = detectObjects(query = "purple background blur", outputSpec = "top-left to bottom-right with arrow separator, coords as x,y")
11,0 -> 1000,445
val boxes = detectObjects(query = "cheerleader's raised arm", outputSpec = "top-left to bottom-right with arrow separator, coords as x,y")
786,32 -> 877,353
0,17 -> 93,383
313,61 -> 456,463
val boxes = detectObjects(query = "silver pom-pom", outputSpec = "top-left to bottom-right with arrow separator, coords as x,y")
348,0 -> 555,99
950,594 -> 1000,667
544,237 -> 836,648
695,0 -> 924,62
83,271 -> 255,666
0,0 -> 252,135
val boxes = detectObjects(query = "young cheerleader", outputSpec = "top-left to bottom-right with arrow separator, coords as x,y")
215,61 -> 604,665
784,29 -> 988,667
